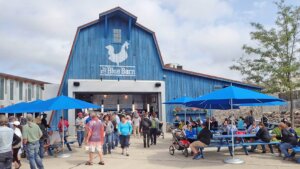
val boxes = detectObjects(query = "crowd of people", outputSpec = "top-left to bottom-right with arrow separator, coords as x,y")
173,110 -> 299,161
0,110 -> 162,169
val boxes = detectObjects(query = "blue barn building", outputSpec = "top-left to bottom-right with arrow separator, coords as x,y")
49,7 -> 260,134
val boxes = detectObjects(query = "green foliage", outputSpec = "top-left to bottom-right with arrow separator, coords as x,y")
295,128 -> 300,136
231,0 -> 300,126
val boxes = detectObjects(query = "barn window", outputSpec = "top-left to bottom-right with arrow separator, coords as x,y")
0,78 -> 4,100
113,29 -> 122,43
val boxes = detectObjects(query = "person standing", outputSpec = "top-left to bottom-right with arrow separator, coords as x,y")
140,112 -> 152,148
41,114 -> 49,128
58,117 -> 71,151
118,115 -> 132,156
111,113 -> 120,149
75,112 -> 85,148
85,112 -> 105,165
103,115 -> 114,155
36,118 -> 47,159
261,114 -> 269,128
210,117 -> 218,130
244,110 -> 254,129
132,112 -> 141,138
22,114 -> 44,169
0,115 -> 20,169
173,116 -> 180,129
13,121 -> 22,169
150,113 -> 160,145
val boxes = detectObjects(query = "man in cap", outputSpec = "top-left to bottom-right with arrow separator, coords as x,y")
75,112 -> 85,148
22,114 -> 44,169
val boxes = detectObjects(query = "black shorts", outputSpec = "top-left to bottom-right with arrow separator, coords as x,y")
119,135 -> 130,148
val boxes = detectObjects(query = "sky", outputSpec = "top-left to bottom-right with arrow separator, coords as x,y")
0,0 -> 299,84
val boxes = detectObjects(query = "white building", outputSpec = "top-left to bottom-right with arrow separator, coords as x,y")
0,73 -> 49,110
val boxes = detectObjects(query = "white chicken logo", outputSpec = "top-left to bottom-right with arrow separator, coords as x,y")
106,41 -> 129,66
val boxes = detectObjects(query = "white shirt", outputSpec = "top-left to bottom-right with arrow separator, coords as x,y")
132,117 -> 141,126
0,126 -> 14,153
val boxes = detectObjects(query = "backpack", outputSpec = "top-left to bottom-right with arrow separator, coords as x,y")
39,124 -> 48,140
142,118 -> 150,128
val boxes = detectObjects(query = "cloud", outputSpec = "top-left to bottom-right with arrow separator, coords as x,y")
0,0 -> 273,83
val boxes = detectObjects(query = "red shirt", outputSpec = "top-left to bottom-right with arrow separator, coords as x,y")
58,120 -> 69,132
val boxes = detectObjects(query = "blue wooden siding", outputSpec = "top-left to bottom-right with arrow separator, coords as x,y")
51,10 -> 260,127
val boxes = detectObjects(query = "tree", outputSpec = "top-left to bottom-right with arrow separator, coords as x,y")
231,0 -> 300,127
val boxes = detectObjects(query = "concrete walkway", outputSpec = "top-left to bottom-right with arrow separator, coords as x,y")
20,134 -> 299,169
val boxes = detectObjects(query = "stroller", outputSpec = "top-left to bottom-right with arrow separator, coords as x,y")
157,123 -> 164,139
169,129 -> 190,157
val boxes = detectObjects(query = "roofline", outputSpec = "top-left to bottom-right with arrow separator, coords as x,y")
98,7 -> 137,21
0,72 -> 50,85
163,67 -> 262,89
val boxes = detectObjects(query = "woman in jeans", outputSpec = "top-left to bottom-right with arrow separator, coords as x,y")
278,122 -> 298,160
103,115 -> 114,155
118,115 -> 132,156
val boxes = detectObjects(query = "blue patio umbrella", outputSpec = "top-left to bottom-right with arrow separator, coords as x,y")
0,101 -> 28,113
187,86 -> 284,106
163,96 -> 194,124
186,86 -> 283,164
0,100 -> 45,113
33,95 -> 100,111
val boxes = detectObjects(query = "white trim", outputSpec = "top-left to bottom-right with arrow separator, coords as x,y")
67,79 -> 166,136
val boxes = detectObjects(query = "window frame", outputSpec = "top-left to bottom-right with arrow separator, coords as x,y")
0,78 -> 4,100
9,80 -> 14,100
19,81 -> 23,100
28,84 -> 32,101
113,28 -> 122,43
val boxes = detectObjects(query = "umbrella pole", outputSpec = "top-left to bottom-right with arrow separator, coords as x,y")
208,105 -> 211,130
58,110 -> 71,158
184,105 -> 187,125
224,98 -> 244,164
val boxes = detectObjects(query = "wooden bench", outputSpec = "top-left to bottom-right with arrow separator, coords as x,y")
242,141 -> 280,155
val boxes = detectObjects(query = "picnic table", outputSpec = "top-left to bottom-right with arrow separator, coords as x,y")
187,133 -> 280,157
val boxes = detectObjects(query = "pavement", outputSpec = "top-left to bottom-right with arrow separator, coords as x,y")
20,133 -> 299,169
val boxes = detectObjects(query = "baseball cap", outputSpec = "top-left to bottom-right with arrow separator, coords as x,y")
13,121 -> 20,126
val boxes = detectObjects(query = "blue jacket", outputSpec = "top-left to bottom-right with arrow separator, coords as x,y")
118,121 -> 132,136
